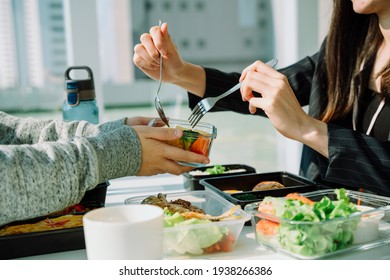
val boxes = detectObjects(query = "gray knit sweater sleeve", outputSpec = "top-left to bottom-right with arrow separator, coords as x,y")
0,112 -> 142,226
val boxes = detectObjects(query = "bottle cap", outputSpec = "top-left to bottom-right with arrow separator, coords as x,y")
64,66 -> 96,106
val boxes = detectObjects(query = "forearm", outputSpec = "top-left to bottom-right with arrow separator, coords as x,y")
0,125 -> 141,226
0,139 -> 101,226
170,62 -> 206,97
298,118 -> 329,158
0,111 -> 126,144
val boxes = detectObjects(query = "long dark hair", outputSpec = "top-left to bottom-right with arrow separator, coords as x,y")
320,0 -> 389,122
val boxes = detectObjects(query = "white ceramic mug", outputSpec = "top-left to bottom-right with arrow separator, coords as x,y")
83,204 -> 164,260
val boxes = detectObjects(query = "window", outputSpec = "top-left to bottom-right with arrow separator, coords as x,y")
0,0 -> 327,174
0,0 -> 275,112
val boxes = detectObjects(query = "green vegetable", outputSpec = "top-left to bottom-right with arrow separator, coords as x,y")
163,211 -> 185,227
163,208 -> 226,255
205,165 -> 226,175
181,130 -> 199,150
263,189 -> 360,257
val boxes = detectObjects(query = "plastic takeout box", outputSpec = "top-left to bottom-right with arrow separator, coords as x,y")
244,189 -> 390,259
183,164 -> 256,191
0,181 -> 109,259
125,190 -> 251,256
201,171 -> 319,208
150,118 -> 217,168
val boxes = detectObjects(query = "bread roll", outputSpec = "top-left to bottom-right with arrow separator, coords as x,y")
252,181 -> 285,191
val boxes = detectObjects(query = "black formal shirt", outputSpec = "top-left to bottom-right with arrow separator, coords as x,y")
187,42 -> 390,196
359,88 -> 389,141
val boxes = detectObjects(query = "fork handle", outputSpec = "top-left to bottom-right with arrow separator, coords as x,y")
214,58 -> 277,101
216,82 -> 242,100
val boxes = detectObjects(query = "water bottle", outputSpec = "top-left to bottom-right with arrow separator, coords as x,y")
63,66 -> 99,124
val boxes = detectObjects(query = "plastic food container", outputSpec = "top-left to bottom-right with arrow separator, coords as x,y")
201,171 -> 319,208
150,118 -> 217,167
183,164 -> 256,190
244,189 -> 390,259
0,181 -> 109,259
125,190 -> 251,256
80,181 -> 109,205
352,205 -> 385,244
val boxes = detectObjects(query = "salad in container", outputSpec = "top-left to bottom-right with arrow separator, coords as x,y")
149,118 -> 217,167
244,188 -> 390,259
125,190 -> 250,256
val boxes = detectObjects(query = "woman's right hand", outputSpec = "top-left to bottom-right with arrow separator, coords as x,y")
133,22 -> 185,84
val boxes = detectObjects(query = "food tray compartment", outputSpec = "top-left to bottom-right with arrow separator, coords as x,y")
0,226 -> 85,260
183,164 -> 256,190
200,171 -> 320,208
125,190 -> 251,256
244,189 -> 390,259
0,181 -> 109,259
0,204 -> 101,259
80,181 -> 109,205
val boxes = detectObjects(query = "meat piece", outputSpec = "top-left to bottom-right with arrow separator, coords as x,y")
252,181 -> 285,191
141,193 -> 205,214
170,199 -> 205,214
141,193 -> 169,208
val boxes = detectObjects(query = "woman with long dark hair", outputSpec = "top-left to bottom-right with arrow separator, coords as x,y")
133,0 -> 390,195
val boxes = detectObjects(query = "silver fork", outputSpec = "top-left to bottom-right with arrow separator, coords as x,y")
154,20 -> 170,127
188,58 -> 278,128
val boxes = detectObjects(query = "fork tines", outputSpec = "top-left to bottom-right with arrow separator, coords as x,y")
188,104 -> 205,128
188,58 -> 278,128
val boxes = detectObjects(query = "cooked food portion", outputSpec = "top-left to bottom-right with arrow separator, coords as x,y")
0,203 -> 97,237
252,181 -> 285,191
46,203 -> 90,216
0,215 -> 83,236
142,193 -> 240,222
141,193 -> 205,214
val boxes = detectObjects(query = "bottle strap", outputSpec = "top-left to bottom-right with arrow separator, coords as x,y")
78,89 -> 96,101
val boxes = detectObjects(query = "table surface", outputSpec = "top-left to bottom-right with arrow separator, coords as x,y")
18,174 -> 390,260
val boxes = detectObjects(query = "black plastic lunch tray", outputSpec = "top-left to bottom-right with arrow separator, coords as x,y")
200,171 -> 322,208
0,181 -> 109,259
183,164 -> 257,191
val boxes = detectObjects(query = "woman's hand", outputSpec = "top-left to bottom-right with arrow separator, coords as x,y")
240,60 -> 329,157
133,22 -> 185,84
133,23 -> 206,97
132,125 -> 210,176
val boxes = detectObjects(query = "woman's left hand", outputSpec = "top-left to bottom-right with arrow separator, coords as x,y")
239,60 -> 329,157
239,60 -> 311,141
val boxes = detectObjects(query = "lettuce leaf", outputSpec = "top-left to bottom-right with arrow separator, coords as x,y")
163,209 -> 226,255
277,189 -> 360,256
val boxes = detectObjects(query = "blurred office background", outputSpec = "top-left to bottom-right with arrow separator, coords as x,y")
0,0 -> 332,174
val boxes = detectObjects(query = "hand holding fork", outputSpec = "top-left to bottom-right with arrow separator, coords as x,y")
188,58 -> 278,128
154,20 -> 170,127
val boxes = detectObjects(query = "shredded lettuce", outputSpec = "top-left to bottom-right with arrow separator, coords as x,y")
205,165 -> 226,175
163,208 -> 226,255
263,189 -> 360,257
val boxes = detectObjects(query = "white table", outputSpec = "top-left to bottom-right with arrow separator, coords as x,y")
19,174 -> 390,260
